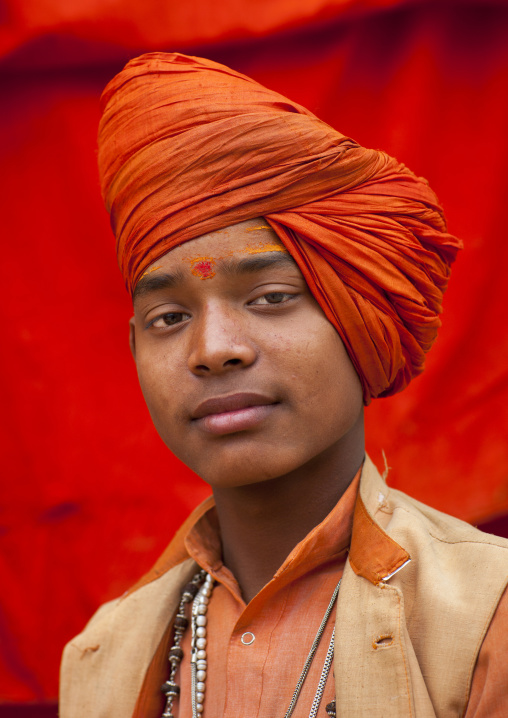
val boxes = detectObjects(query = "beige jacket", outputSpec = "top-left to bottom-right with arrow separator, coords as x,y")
60,456 -> 508,717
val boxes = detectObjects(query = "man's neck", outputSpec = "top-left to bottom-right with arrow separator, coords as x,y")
212,418 -> 365,603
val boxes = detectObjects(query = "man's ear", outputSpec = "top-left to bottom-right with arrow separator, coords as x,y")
129,317 -> 137,361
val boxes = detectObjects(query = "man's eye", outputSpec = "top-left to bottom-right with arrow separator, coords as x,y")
252,292 -> 292,305
151,312 -> 190,328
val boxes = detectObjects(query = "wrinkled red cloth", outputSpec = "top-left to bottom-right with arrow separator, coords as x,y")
98,52 -> 462,402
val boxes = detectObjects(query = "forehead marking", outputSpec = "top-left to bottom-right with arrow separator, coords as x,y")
182,243 -> 288,270
191,257 -> 216,280
141,243 -> 290,283
245,243 -> 287,255
140,265 -> 162,280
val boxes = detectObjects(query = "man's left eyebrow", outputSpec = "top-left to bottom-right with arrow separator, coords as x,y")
220,252 -> 297,276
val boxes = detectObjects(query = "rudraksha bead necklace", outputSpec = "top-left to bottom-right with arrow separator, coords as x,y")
161,570 -> 341,718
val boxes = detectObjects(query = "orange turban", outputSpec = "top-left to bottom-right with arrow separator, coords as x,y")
98,52 -> 462,404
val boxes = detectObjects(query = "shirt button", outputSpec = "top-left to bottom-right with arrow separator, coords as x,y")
241,631 -> 255,645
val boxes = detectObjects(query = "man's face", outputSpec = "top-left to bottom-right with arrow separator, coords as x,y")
130,218 -> 363,489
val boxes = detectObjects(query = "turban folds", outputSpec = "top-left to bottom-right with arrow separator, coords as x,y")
98,52 -> 462,403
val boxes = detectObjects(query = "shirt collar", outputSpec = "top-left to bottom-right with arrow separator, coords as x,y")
184,466 -> 361,595
124,454 -> 409,599
349,455 -> 410,584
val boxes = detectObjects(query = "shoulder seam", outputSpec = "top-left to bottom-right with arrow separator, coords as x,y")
391,504 -> 508,550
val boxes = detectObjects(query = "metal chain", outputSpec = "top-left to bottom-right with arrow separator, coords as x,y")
309,627 -> 335,718
190,661 -> 197,718
283,578 -> 341,718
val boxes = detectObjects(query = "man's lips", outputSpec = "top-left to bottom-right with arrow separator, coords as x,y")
191,392 -> 278,435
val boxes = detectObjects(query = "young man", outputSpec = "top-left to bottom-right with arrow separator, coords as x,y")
60,53 -> 508,717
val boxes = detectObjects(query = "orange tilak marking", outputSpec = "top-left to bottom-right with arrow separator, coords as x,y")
183,243 -> 287,269
245,243 -> 288,255
140,265 -> 162,279
182,242 -> 288,280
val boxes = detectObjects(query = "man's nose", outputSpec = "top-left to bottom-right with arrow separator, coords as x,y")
187,306 -> 257,375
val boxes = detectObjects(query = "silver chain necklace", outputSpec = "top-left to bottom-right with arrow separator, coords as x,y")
161,570 -> 340,718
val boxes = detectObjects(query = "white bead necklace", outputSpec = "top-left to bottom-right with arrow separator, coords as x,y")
190,573 -> 214,715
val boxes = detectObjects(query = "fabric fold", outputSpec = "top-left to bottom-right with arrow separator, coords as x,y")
98,51 -> 462,402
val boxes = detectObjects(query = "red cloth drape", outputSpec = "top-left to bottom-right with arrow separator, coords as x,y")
1,0 -> 507,703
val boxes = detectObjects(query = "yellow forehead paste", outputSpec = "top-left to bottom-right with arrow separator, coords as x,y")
245,243 -> 288,254
183,241 -> 288,279
140,265 -> 162,279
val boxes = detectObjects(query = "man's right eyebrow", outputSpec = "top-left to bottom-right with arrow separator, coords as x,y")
133,269 -> 186,301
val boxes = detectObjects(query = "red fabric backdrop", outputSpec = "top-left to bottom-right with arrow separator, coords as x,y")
1,0 -> 508,704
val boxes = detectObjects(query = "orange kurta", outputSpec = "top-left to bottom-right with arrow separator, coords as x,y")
175,470 -> 360,717
131,469 -> 508,718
